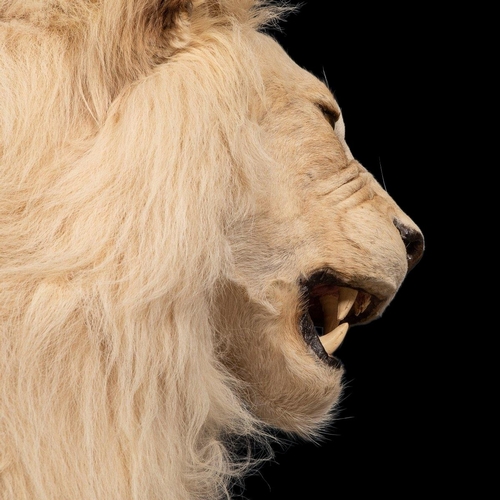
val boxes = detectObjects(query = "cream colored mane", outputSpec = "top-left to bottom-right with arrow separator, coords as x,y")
0,1 -> 283,498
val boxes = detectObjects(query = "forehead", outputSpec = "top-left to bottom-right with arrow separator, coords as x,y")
253,32 -> 340,114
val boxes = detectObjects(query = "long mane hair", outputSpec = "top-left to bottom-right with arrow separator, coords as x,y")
0,1 -> 291,498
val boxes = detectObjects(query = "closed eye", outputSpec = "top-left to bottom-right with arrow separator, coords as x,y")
317,104 -> 340,130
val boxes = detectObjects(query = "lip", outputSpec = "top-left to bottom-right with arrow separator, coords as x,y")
299,269 -> 385,366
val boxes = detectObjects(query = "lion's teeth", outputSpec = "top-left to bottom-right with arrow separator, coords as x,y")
337,288 -> 358,321
354,293 -> 371,316
319,323 -> 349,355
319,294 -> 339,333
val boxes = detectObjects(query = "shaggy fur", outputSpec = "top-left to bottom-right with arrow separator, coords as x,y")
0,1 -> 424,499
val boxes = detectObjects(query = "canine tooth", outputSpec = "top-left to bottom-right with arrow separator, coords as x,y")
320,323 -> 349,355
337,288 -> 358,321
354,293 -> 371,316
319,294 -> 339,333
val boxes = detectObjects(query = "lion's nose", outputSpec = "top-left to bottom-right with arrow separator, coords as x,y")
393,219 -> 425,272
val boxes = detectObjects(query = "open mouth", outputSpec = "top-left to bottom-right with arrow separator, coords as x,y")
300,270 -> 384,367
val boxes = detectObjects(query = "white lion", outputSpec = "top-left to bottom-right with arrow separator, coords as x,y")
0,1 -> 424,498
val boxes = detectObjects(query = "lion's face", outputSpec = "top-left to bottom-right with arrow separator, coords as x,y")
213,34 -> 424,435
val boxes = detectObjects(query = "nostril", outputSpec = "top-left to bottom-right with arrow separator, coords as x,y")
393,219 -> 425,272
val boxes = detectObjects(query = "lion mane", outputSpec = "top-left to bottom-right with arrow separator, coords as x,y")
0,1 -> 424,498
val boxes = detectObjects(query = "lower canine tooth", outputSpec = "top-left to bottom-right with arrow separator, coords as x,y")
319,323 -> 349,355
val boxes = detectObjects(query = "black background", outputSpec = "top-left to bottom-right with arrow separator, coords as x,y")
233,1 -> 456,498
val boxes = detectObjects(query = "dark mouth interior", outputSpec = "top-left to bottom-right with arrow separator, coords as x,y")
299,270 -> 383,365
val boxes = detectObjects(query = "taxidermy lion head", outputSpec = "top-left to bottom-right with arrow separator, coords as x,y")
0,0 -> 424,498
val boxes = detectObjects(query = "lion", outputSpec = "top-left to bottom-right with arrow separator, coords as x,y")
0,0 -> 424,498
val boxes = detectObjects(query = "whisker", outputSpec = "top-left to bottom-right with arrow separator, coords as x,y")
378,156 -> 388,192
322,67 -> 330,89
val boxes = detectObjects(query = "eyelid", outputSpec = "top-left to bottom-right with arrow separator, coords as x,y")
317,103 -> 340,127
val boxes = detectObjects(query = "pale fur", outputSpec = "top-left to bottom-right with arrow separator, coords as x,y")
0,1 -> 423,499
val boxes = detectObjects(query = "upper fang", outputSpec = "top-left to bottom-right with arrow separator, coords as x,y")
337,288 -> 358,321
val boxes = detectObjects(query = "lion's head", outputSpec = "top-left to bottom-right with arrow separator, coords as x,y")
0,1 -> 424,498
